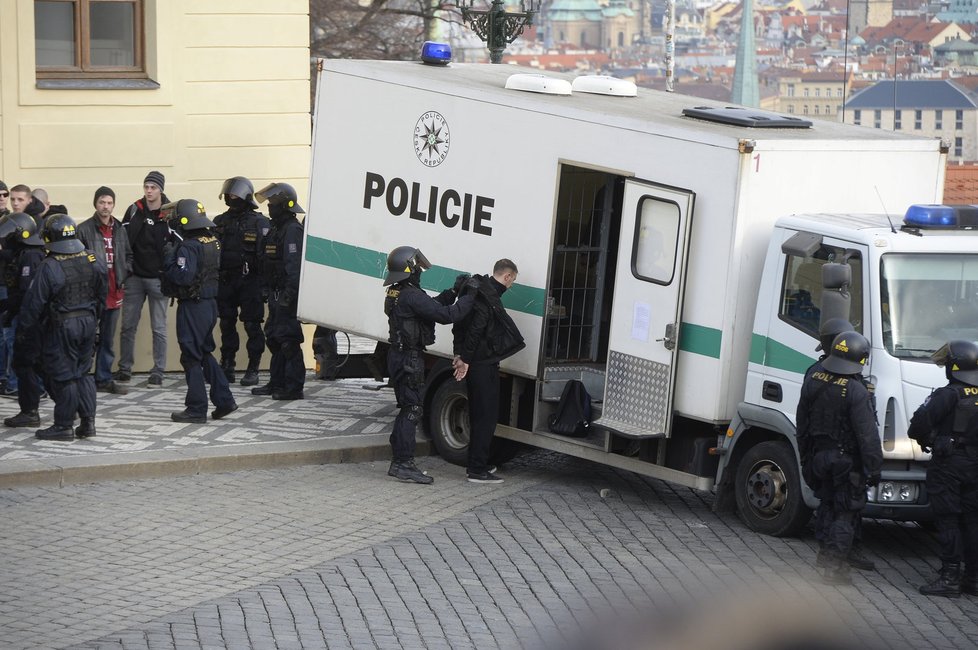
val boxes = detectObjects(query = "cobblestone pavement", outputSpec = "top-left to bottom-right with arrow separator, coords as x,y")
0,372 -> 393,463
3,453 -> 977,650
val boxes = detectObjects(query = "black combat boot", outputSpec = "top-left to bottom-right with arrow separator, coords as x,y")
35,424 -> 75,441
387,460 -> 434,485
251,383 -> 277,396
240,362 -> 260,387
919,563 -> 962,597
75,417 -> 96,438
4,410 -> 40,428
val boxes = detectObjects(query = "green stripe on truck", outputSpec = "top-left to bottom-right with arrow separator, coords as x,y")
750,333 -> 816,374
304,235 -> 547,317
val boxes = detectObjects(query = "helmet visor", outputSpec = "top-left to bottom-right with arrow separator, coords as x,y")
412,250 -> 432,272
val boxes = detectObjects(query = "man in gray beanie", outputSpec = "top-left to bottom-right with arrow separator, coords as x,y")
77,186 -> 132,394
116,171 -> 170,387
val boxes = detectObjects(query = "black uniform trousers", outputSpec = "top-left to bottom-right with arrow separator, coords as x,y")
388,347 -> 423,462
264,300 -> 304,393
465,361 -> 499,474
12,329 -> 45,415
177,298 -> 234,416
217,270 -> 265,367
927,447 -> 978,569
811,448 -> 866,558
42,314 -> 97,427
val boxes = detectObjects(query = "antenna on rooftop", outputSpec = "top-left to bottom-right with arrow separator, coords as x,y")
875,186 -> 898,234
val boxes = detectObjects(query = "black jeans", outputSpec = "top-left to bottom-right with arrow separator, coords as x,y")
465,362 -> 499,474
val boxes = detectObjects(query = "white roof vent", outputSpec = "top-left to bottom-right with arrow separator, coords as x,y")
505,73 -> 572,96
571,75 -> 637,97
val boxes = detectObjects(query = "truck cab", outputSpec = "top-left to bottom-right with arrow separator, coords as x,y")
723,205 -> 978,534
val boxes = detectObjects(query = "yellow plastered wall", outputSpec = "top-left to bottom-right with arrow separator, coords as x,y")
0,0 -> 314,374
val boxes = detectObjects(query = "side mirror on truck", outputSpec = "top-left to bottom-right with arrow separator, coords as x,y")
820,263 -> 851,325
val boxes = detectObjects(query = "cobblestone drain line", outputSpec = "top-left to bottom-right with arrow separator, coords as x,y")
22,457 -> 976,650
0,375 -> 395,462
0,458 -> 544,650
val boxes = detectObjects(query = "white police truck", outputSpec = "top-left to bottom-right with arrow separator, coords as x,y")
298,56 -> 965,535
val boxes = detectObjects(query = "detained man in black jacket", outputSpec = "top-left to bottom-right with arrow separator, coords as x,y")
452,259 -> 523,484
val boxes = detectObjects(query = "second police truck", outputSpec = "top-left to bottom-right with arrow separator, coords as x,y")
298,58 -> 968,535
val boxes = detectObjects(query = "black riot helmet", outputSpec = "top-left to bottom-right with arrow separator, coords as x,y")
255,182 -> 304,215
219,176 -> 259,210
383,246 -> 431,286
816,317 -> 854,353
41,213 -> 85,254
0,212 -> 43,246
161,199 -> 215,233
943,340 -> 978,385
822,331 -> 870,375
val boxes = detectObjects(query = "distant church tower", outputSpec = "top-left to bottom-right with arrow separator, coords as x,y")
732,0 -> 759,107
849,0 -> 893,36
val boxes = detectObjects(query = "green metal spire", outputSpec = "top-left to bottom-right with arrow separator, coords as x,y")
732,0 -> 759,107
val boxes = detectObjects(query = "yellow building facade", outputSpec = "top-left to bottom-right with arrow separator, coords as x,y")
0,0 -> 312,372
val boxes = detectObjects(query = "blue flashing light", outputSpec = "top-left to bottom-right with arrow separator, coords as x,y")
904,204 -> 978,229
421,41 -> 452,65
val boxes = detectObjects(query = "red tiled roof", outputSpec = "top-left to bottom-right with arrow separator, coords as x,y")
945,164 -> 978,202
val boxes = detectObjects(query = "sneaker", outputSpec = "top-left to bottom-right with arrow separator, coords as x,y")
96,381 -> 129,395
388,461 -> 434,484
467,471 -> 504,484
147,374 -> 163,388
113,370 -> 131,382
0,386 -> 18,398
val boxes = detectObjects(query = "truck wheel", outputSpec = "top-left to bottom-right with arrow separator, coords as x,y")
734,440 -> 811,537
429,379 -> 470,466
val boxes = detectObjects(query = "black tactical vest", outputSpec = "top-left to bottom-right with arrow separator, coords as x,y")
52,252 -> 97,314
951,385 -> 978,444
215,210 -> 263,271
385,284 -> 435,351
806,370 -> 853,448
174,236 -> 221,301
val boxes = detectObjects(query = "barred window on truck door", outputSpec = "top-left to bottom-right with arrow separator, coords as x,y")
779,246 -> 863,338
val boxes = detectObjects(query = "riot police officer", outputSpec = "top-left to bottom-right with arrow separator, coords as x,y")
908,340 -> 978,597
251,183 -> 305,400
214,177 -> 270,386
161,200 -> 237,424
20,214 -> 106,440
808,318 -> 878,572
0,213 -> 47,430
384,246 -> 474,484
796,331 -> 882,585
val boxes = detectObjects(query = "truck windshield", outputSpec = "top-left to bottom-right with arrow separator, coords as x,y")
881,253 -> 978,360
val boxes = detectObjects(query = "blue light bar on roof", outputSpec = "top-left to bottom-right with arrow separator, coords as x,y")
904,204 -> 978,228
421,41 -> 452,65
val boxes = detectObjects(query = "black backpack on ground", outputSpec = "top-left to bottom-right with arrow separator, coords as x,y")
549,380 -> 592,438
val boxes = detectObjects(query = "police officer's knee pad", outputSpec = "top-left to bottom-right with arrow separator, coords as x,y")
407,405 -> 423,423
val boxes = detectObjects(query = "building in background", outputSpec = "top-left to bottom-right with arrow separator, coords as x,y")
0,0 -> 311,371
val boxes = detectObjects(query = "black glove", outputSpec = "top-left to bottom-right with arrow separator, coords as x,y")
866,472 -> 881,487
453,273 -> 471,294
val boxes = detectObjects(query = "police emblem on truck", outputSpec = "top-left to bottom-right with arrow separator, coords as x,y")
414,111 -> 450,167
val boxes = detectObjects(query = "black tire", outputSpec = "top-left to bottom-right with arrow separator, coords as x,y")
427,378 -> 527,468
428,379 -> 470,466
734,440 -> 812,537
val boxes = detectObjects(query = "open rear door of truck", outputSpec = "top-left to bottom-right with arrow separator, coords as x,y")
594,179 -> 694,438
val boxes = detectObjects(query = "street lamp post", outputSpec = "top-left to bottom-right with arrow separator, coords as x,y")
455,0 -> 539,64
